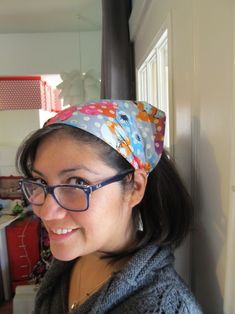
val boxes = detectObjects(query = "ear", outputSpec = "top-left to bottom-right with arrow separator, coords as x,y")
128,169 -> 148,208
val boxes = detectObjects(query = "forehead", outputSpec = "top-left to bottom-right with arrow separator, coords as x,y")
34,132 -> 103,168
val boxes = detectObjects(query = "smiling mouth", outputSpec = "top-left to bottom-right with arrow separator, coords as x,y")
51,228 -> 76,235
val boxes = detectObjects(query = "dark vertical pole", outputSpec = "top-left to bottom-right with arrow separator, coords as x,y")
101,0 -> 135,100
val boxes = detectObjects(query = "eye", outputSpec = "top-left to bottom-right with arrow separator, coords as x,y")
31,177 -> 47,185
67,177 -> 89,186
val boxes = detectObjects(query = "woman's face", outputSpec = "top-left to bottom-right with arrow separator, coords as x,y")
32,133 -> 135,261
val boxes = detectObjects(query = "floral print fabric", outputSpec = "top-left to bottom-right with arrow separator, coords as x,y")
46,100 -> 166,172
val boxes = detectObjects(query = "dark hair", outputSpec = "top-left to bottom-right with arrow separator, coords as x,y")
16,124 -> 193,258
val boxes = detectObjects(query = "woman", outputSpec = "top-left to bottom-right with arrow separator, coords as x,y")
17,100 -> 202,313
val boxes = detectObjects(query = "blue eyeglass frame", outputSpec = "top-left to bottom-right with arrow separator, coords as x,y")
19,169 -> 134,212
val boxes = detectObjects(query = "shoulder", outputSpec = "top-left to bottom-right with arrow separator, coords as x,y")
112,270 -> 202,314
151,271 -> 202,314
110,245 -> 202,314
146,261 -> 202,313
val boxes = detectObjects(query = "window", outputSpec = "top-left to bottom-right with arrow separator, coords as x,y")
137,30 -> 171,149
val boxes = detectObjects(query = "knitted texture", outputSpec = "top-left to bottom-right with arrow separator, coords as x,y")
34,244 -> 202,314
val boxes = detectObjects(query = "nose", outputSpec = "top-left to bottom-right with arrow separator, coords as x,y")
34,193 -> 67,221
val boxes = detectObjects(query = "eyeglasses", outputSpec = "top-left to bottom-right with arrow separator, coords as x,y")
19,170 -> 133,212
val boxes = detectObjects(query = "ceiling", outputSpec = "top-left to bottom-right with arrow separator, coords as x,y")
0,0 -> 102,33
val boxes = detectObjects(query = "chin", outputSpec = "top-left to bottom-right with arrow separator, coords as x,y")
50,246 -> 80,261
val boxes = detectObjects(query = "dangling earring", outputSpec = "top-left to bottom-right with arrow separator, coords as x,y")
138,212 -> 143,231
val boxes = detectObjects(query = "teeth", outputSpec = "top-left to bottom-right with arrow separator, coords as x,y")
52,228 -> 73,235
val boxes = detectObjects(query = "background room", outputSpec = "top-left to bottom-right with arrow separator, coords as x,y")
0,0 -> 235,314
0,1 -> 102,313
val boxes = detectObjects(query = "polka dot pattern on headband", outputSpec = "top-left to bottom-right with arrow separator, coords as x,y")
46,100 -> 166,172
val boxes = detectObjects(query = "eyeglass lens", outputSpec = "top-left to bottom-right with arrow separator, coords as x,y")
22,181 -> 88,211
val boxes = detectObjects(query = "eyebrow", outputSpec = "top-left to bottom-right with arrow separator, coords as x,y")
31,166 -> 100,178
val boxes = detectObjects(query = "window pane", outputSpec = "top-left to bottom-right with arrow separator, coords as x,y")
137,29 -> 171,149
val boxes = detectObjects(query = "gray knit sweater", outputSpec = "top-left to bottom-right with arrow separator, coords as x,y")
34,244 -> 202,313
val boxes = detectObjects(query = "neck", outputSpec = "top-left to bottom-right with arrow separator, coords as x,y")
69,252 -> 129,310
98,220 -> 137,257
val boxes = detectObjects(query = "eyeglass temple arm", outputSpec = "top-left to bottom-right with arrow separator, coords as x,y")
90,170 -> 134,192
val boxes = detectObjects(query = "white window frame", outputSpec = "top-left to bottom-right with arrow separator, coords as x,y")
136,17 -> 173,154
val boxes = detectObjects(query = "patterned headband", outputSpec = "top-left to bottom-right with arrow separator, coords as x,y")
45,100 -> 166,172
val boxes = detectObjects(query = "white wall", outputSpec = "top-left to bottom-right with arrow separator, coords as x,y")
191,1 -> 233,313
0,31 -> 101,75
224,5 -> 235,312
0,110 -> 39,146
0,110 -> 40,175
130,0 -> 234,313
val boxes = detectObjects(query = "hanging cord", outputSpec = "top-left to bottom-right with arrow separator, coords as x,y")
77,14 -> 82,73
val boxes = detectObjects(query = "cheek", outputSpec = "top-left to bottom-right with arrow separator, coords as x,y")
73,193 -> 124,234
32,206 -> 40,218
71,208 -> 104,234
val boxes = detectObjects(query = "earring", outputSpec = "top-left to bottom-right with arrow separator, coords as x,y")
138,212 -> 143,231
